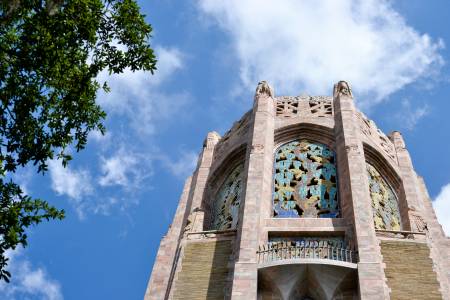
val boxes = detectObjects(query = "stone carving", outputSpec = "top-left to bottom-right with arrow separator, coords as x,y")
211,164 -> 243,230
269,236 -> 346,248
409,207 -> 428,232
309,98 -> 333,117
335,81 -> 353,98
389,131 -> 406,150
255,80 -> 274,98
203,131 -> 221,150
379,134 -> 396,160
251,144 -> 264,154
367,163 -> 401,231
273,140 -> 339,218
345,144 -> 360,154
357,112 -> 396,161
183,211 -> 195,233
275,96 -> 333,118
183,207 -> 204,234
214,111 -> 251,159
412,214 -> 427,232
276,96 -> 300,117
264,237 -> 352,263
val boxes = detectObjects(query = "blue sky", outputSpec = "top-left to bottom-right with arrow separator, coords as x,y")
1,1 -> 450,299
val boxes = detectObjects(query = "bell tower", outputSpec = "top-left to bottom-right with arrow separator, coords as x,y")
145,81 -> 450,300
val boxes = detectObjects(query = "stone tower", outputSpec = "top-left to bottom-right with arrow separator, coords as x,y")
144,81 -> 450,300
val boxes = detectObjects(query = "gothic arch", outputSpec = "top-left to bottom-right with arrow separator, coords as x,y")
363,143 -> 406,231
204,145 -> 247,230
275,123 -> 335,150
363,143 -> 401,189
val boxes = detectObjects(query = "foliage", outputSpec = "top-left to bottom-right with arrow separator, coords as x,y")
0,0 -> 157,281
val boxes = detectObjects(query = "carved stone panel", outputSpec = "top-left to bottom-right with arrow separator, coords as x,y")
309,96 -> 333,117
367,163 -> 401,231
213,111 -> 251,160
211,164 -> 244,230
269,236 -> 346,248
275,96 -> 333,118
273,140 -> 339,218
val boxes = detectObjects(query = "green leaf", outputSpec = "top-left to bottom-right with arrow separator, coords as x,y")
0,0 -> 157,282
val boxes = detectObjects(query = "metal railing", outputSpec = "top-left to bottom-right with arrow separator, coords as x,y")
257,242 -> 358,264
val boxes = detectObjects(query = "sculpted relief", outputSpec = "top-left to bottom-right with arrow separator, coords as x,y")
273,140 -> 339,218
255,80 -> 274,98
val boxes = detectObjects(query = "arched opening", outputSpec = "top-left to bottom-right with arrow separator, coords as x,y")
209,163 -> 244,230
366,163 -> 402,231
258,264 -> 357,300
273,140 -> 339,218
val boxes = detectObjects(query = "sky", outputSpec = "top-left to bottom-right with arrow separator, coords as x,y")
1,0 -> 450,299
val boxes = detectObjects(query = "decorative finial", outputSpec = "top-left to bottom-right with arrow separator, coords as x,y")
334,81 -> 353,98
389,131 -> 406,149
203,131 -> 221,149
255,81 -> 274,98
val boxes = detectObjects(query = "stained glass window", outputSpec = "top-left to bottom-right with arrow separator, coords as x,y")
273,140 -> 339,218
367,163 -> 401,230
211,164 -> 244,230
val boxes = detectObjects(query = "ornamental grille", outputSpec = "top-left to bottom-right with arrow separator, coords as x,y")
211,164 -> 243,230
258,236 -> 356,264
367,163 -> 401,231
273,140 -> 339,218
275,96 -> 333,118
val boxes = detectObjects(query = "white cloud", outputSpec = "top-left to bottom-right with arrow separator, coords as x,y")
159,150 -> 199,179
48,160 -> 93,219
98,148 -> 152,188
396,99 -> 430,130
88,129 -> 111,145
91,197 -> 118,216
198,0 -> 444,107
50,45 -> 189,219
0,248 -> 63,300
433,183 -> 450,236
12,166 -> 34,196
96,46 -> 190,136
48,160 -> 93,200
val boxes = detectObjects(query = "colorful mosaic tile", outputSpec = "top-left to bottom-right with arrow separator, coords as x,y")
367,163 -> 401,231
273,140 -> 339,218
211,164 -> 244,230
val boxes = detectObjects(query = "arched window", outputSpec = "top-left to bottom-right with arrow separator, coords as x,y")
211,164 -> 244,230
366,163 -> 401,230
273,140 -> 339,218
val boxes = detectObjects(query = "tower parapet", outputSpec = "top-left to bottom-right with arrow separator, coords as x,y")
145,81 -> 450,300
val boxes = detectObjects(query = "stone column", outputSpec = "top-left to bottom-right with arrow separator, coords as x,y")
144,176 -> 193,300
188,131 -> 221,215
390,131 -> 423,230
231,81 -> 275,299
145,131 -> 220,300
417,176 -> 450,299
333,81 -> 388,299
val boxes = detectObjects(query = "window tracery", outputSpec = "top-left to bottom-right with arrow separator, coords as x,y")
211,164 -> 244,230
367,163 -> 401,231
273,140 -> 339,218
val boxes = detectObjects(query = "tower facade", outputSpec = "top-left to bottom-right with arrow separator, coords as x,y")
145,81 -> 450,300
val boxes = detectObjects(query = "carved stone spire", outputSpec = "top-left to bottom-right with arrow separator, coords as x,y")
255,80 -> 274,98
